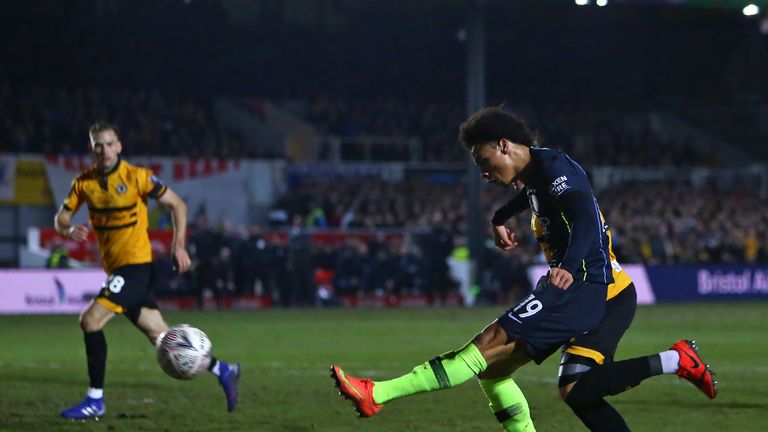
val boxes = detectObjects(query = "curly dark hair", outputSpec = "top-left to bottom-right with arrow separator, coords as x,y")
458,107 -> 538,149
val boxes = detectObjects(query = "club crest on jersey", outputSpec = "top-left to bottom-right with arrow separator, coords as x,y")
116,183 -> 127,195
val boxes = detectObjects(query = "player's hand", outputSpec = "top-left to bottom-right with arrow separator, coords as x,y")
66,225 -> 89,242
549,267 -> 573,290
172,247 -> 192,274
492,224 -> 518,250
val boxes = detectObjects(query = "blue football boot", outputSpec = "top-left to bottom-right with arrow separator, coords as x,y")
218,362 -> 241,412
61,396 -> 106,420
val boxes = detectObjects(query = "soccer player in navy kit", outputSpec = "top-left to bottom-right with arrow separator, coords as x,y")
331,107 -> 717,431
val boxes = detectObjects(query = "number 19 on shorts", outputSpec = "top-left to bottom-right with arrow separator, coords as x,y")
510,294 -> 543,321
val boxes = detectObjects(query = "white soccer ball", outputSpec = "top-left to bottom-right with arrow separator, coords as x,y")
156,324 -> 212,380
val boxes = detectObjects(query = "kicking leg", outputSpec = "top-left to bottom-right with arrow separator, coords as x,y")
330,321 -> 527,418
133,307 -> 242,413
130,306 -> 168,346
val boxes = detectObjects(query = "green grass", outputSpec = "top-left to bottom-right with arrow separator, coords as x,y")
0,302 -> 766,431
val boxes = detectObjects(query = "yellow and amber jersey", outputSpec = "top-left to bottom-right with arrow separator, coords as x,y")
62,159 -> 167,274
532,211 -> 632,300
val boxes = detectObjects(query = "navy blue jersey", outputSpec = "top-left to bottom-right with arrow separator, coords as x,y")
493,148 -> 614,285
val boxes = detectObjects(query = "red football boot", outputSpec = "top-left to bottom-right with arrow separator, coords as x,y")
330,365 -> 383,417
670,339 -> 718,399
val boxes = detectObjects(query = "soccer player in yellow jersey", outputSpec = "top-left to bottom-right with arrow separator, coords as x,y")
57,122 -> 240,420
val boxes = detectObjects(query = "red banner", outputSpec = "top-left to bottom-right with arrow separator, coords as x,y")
38,228 -> 174,265
36,228 -> 408,266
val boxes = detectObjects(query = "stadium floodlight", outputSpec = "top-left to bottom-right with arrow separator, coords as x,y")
596,0 -> 608,6
743,4 -> 759,16
575,0 -> 589,5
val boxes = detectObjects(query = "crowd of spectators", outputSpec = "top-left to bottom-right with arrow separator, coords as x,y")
601,182 -> 768,265
307,98 -> 466,162
480,179 -> 768,266
272,176 -> 768,266
163,214 -> 461,308
0,83 -> 731,166
0,81 -> 250,158
272,177 -> 466,231
161,176 -> 768,307
305,98 -> 725,166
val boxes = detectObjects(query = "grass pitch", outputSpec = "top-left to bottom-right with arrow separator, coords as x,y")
0,302 -> 765,431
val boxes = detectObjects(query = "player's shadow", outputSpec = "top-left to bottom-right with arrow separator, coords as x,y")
115,412 -> 149,419
273,425 -> 318,432
697,401 -> 767,409
36,375 -> 167,391
615,398 -> 767,409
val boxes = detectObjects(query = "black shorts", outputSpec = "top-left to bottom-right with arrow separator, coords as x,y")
497,275 -> 608,364
96,263 -> 159,322
563,282 -> 637,365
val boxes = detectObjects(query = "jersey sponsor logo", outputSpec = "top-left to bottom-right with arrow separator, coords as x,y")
116,183 -> 127,195
550,175 -> 571,197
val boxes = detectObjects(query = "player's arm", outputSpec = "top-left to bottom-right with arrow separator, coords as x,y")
156,187 -> 191,273
56,179 -> 88,242
490,190 -> 529,250
54,206 -> 89,242
553,190 -> 601,289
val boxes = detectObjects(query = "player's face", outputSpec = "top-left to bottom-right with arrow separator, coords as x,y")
90,130 -> 122,172
471,139 -> 520,188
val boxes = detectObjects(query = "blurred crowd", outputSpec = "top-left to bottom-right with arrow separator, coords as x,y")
158,214 -> 464,308
272,177 -> 466,231
148,177 -> 768,307
0,81 -> 250,158
484,180 -> 768,266
273,175 -> 768,266
273,176 -> 768,266
0,82 -> 727,167
601,182 -> 768,265
306,98 -> 724,166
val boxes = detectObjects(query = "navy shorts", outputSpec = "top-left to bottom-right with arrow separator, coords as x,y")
563,283 -> 637,365
497,275 -> 608,364
96,263 -> 160,323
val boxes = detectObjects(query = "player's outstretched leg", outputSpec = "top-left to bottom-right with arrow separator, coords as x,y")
330,365 -> 383,417
670,339 -> 718,399
479,377 -> 536,432
331,342 -> 488,417
209,357 -> 241,412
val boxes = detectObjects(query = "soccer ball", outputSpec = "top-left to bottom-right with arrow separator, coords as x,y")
156,324 -> 212,380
